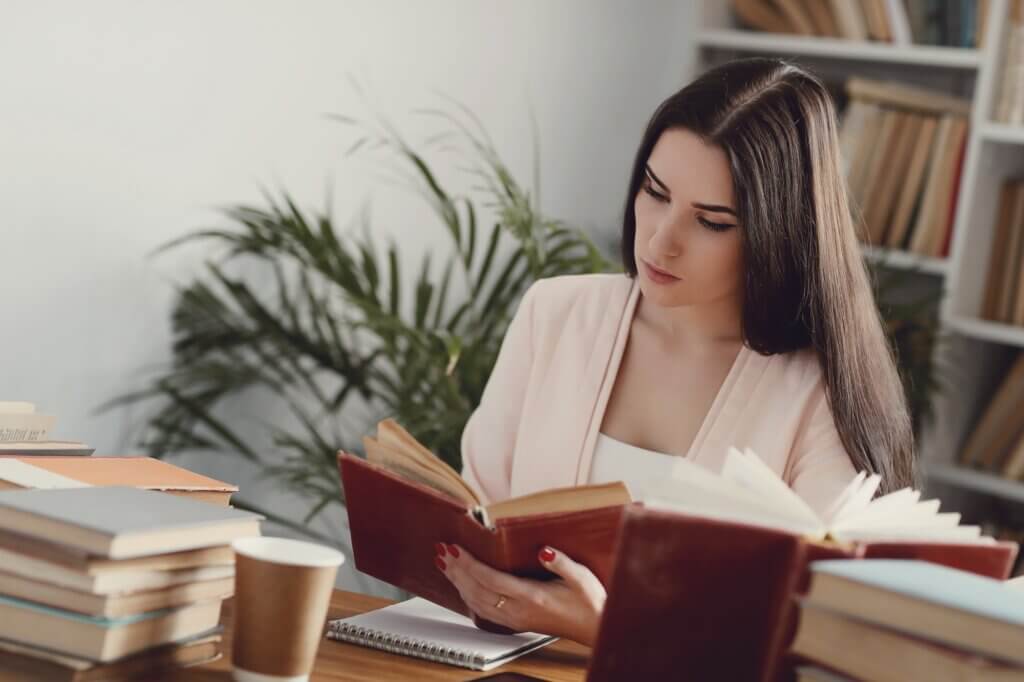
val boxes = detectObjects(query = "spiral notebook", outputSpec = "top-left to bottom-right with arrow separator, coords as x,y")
325,597 -> 556,671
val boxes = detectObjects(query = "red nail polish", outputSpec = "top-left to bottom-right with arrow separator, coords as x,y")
539,547 -> 555,563
435,556 -> 446,571
447,544 -> 460,558
435,543 -> 446,557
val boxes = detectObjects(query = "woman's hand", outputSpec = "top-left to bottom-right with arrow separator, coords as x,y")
435,543 -> 606,646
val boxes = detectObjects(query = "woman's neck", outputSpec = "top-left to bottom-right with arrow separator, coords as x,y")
635,291 -> 744,352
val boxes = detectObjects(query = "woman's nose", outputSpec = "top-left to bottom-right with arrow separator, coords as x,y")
648,220 -> 682,258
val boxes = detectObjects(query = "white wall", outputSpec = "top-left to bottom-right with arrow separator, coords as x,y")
1,0 -> 695,593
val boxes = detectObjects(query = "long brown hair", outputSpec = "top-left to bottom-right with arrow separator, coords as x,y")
621,57 -> 915,493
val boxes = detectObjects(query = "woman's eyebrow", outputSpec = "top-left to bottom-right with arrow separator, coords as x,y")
645,164 -> 737,217
692,202 -> 737,217
644,165 -> 670,192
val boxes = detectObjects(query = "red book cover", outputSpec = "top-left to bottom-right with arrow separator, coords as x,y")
338,453 -> 626,631
587,507 -> 805,682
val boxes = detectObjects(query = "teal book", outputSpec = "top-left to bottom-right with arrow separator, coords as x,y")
0,591 -> 222,661
0,485 -> 262,559
805,559 -> 1024,665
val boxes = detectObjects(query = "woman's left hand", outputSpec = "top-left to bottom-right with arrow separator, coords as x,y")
435,543 -> 606,646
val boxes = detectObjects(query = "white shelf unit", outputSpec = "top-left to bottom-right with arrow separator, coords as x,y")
695,0 -> 1024,510
696,29 -> 983,69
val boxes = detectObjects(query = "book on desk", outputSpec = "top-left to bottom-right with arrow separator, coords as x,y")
337,418 -> 1021,676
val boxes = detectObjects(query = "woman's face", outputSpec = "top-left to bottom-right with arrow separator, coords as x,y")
633,127 -> 743,309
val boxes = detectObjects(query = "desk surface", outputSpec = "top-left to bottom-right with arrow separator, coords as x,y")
170,589 -> 590,681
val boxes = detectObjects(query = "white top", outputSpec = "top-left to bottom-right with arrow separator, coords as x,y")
587,432 -> 680,500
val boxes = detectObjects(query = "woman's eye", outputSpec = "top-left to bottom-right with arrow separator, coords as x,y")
698,217 -> 733,232
642,184 -> 668,202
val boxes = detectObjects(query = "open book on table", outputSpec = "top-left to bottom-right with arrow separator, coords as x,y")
644,446 -> 1018,579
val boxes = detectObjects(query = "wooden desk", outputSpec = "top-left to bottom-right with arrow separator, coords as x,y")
170,590 -> 590,681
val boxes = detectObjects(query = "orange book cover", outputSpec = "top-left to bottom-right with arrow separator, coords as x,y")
0,457 -> 237,506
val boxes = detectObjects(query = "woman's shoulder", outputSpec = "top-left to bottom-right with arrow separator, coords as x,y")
525,272 -> 633,317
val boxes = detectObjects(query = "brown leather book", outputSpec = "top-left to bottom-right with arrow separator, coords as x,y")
338,422 -> 630,628
586,507 -> 806,682
588,508 -> 1019,682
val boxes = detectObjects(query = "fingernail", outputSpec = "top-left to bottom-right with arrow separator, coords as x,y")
538,547 -> 556,563
435,556 -> 446,571
447,544 -> 460,558
435,543 -> 446,557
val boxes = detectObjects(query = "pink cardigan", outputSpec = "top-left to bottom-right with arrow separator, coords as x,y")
460,273 -> 857,517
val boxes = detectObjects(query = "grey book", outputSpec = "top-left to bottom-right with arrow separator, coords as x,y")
0,486 -> 262,559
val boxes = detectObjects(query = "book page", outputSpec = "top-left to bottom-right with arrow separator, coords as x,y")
644,453 -> 825,538
484,481 -> 630,522
363,437 -> 478,508
375,420 -> 481,506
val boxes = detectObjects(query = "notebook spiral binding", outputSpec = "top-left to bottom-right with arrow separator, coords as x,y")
325,621 -> 488,670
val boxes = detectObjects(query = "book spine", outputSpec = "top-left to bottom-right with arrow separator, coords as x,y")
325,621 -> 486,670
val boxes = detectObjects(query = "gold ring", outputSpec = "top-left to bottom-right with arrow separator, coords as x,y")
494,594 -> 508,609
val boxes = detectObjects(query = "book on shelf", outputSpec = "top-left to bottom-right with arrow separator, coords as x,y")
0,456 -> 238,506
0,630 -> 222,682
790,559 -> 1024,678
994,0 -> 1024,125
338,419 -> 630,628
959,350 -> 1024,476
728,0 -> 988,46
981,179 -> 1024,326
839,77 -> 969,257
325,597 -> 555,671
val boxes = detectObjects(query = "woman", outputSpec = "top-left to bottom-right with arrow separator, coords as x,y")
436,57 -> 915,646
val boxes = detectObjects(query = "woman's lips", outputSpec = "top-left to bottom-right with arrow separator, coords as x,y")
642,259 -> 681,285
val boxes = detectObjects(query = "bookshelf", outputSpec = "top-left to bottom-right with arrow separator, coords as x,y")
693,0 -> 1024,521
696,29 -> 983,69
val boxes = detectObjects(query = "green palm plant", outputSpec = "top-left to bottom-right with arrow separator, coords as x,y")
102,99 -> 613,544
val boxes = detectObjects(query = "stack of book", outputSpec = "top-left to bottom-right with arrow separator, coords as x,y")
980,179 -> 1024,327
729,0 -> 989,47
839,77 -> 969,257
0,485 -> 262,680
0,402 -> 92,456
791,559 -> 1024,681
994,0 -> 1024,125
958,351 -> 1024,479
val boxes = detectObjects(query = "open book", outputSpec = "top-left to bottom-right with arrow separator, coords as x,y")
644,446 -> 993,545
360,418 -> 629,527
339,420 -> 631,628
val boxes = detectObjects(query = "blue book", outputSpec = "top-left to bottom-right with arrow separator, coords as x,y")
0,591 -> 222,661
806,559 -> 1024,665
